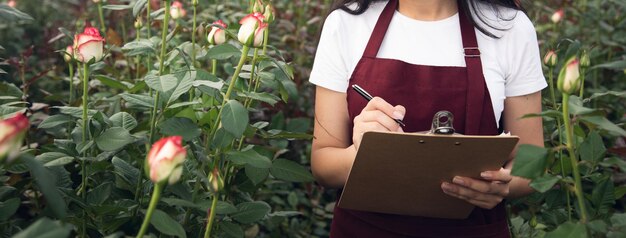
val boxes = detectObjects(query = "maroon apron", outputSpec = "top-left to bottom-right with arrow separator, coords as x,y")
331,0 -> 509,237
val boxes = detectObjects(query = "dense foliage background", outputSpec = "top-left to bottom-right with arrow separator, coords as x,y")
0,0 -> 625,237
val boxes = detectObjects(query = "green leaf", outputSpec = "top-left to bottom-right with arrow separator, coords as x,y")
587,220 -> 608,234
231,201 -> 271,224
159,117 -> 201,141
588,91 -> 626,100
579,116 -> 626,137
226,149 -> 272,169
94,75 -> 129,90
592,177 -> 615,213
611,213 -> 626,227
245,165 -> 269,185
615,186 -> 626,200
133,0 -> 148,17
122,39 -> 155,57
22,155 -> 67,218
511,144 -> 549,179
87,182 -> 112,205
150,209 -> 187,238
161,198 -> 205,211
13,218 -> 72,238
568,96 -> 596,115
529,174 -> 560,193
580,131 -> 606,163
215,201 -> 237,215
102,4 -> 133,10
0,197 -> 20,221
110,112 -> 138,131
0,4 -> 34,21
38,114 -> 72,129
219,221 -> 244,238
120,93 -> 154,108
167,71 -> 195,105
112,157 -> 140,190
95,127 -> 134,151
207,44 -> 241,60
592,60 -> 626,71
270,159 -> 314,182
221,100 -> 249,138
238,91 -> 280,106
54,106 -> 96,118
145,73 -> 178,92
545,221 -> 588,238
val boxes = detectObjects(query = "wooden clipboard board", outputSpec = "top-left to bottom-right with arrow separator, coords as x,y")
337,131 -> 519,219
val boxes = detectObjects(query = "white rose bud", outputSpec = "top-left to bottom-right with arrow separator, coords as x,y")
170,1 -> 186,20
207,20 -> 228,45
146,136 -> 187,184
557,57 -> 580,95
551,9 -> 564,24
237,12 -> 267,47
0,113 -> 29,164
73,27 -> 106,63
544,50 -> 557,67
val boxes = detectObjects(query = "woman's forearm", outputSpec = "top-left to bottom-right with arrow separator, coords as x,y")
311,145 -> 357,189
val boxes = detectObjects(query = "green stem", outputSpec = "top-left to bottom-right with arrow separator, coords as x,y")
203,192 -> 220,238
207,46 -> 250,145
68,63 -> 74,104
189,2 -> 198,100
81,62 -> 89,238
149,0 -> 172,143
136,183 -> 164,238
211,59 -> 217,75
97,2 -> 106,33
579,68 -> 586,99
561,93 -> 588,223
547,66 -> 558,110
135,28 -> 142,80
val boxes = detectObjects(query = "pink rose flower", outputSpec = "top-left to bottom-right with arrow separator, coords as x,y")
73,26 -> 106,63
0,113 -> 29,163
147,136 -> 187,184
237,12 -> 267,47
63,45 -> 74,62
207,20 -> 228,45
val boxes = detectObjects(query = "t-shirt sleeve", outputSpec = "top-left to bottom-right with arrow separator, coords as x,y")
503,13 -> 547,97
308,12 -> 350,93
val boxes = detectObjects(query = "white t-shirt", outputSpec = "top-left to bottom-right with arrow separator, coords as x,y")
309,1 -> 547,125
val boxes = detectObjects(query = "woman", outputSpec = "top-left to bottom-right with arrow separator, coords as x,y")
309,0 -> 546,237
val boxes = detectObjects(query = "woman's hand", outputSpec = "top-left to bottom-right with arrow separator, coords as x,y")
441,168 -> 512,209
352,97 -> 405,150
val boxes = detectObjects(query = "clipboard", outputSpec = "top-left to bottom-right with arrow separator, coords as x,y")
337,131 -> 519,219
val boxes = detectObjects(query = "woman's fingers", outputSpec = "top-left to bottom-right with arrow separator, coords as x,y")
362,97 -> 405,122
356,110 -> 403,132
480,168 -> 513,183
451,176 -> 509,197
441,182 -> 504,209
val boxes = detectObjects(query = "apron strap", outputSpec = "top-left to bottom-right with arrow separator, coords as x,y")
362,0 -> 398,58
458,5 -> 487,135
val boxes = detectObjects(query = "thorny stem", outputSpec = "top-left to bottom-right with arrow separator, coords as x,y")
136,183 -> 164,238
190,1 -> 198,100
561,93 -> 588,223
148,0 -> 172,144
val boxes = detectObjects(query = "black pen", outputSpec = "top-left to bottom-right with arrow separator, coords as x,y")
351,84 -> 406,127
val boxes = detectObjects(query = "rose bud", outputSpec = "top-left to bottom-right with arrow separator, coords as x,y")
73,26 -> 106,63
580,50 -> 590,69
208,168 -> 224,192
551,9 -> 564,24
253,0 -> 264,13
134,17 -> 143,29
237,12 -> 267,47
544,50 -> 557,67
207,20 -> 228,45
264,4 -> 275,24
557,57 -> 580,95
92,0 -> 102,3
0,113 -> 29,163
146,136 -> 187,184
170,1 -> 186,20
63,45 -> 74,62
7,0 -> 16,8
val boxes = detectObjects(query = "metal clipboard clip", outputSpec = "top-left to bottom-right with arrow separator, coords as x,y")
429,111 -> 456,135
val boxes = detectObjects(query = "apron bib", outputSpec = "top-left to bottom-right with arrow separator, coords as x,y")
331,0 -> 509,237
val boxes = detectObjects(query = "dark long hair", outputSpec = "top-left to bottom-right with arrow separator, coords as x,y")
331,0 -> 524,38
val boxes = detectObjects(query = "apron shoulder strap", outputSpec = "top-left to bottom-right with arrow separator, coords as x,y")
361,0 -> 397,58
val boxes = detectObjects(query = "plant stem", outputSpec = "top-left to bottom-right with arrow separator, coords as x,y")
189,1 -> 198,100
203,192 -> 219,238
81,62 -> 89,238
211,59 -> 217,75
149,0 -> 172,143
97,2 -> 106,34
82,63 -> 89,144
578,68 -> 586,98
146,0 -> 152,74
561,93 -> 588,223
136,183 -> 164,238
68,63 -> 74,104
547,66 -> 558,110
